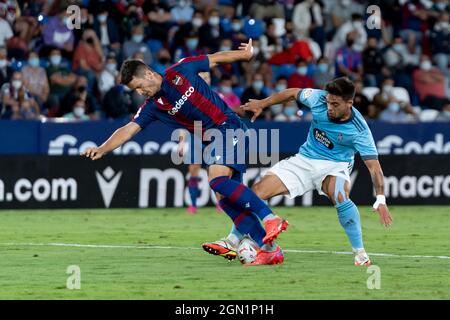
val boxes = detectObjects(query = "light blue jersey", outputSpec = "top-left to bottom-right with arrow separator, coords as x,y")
297,89 -> 378,163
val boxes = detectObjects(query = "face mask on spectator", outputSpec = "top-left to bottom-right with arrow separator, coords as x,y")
74,106 -> 86,117
317,63 -> 328,73
209,16 -> 220,27
178,0 -> 187,8
383,84 -> 393,94
0,59 -> 7,68
159,57 -> 170,64
132,34 -> 144,43
106,63 -> 117,73
436,2 -> 447,10
62,16 -> 69,26
346,39 -> 355,47
98,14 -> 107,23
186,38 -> 198,50
341,0 -> 351,7
220,86 -> 232,94
421,60 -> 432,71
297,66 -> 308,76
270,104 -> 283,115
220,45 -> 231,51
352,21 -> 363,29
192,18 -> 203,28
253,80 -> 264,91
232,22 -> 241,32
392,43 -> 403,52
253,47 -> 260,56
12,80 -> 22,90
276,83 -> 287,92
50,55 -> 62,66
28,57 -> 40,68
285,106 -> 297,117
387,102 -> 400,113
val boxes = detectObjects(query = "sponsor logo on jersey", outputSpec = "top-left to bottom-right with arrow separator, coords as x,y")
169,86 -> 195,115
313,128 -> 334,149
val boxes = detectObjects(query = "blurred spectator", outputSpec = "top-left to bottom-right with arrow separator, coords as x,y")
46,49 -> 77,116
98,54 -> 119,97
93,6 -> 121,57
175,31 -> 208,61
288,59 -> 315,89
171,0 -> 194,25
72,29 -> 104,92
362,37 -> 385,87
430,11 -> 450,77
352,79 -> 370,117
151,48 -> 172,75
143,0 -> 173,42
63,98 -> 90,121
199,9 -> 222,52
217,75 -> 241,114
283,99 -> 302,122
0,71 -> 38,119
122,25 -> 152,65
399,0 -> 428,46
0,47 -> 12,87
171,10 -> 205,56
260,20 -> 283,60
435,99 -> 450,121
335,32 -> 363,80
103,84 -> 134,119
292,0 -> 325,51
0,8 -> 13,47
22,52 -> 50,107
41,10 -> 75,56
378,99 -> 418,123
413,55 -> 448,110
241,73 -> 269,120
313,56 -> 333,89
249,0 -> 285,20
61,76 -> 100,118
333,13 -> 367,53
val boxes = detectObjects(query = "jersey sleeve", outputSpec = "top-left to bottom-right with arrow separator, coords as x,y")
296,89 -> 327,109
353,128 -> 379,161
132,100 -> 157,129
170,55 -> 210,75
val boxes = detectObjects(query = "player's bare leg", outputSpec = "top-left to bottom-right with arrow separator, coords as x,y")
251,172 -> 290,244
322,176 -> 371,266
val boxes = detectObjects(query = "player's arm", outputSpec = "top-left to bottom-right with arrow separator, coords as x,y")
364,159 -> 393,227
241,88 -> 301,122
81,122 -> 141,160
207,38 -> 254,68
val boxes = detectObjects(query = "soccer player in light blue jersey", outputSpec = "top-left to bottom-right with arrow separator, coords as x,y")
242,77 -> 393,266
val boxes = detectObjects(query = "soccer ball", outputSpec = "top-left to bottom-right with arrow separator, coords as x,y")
237,237 -> 259,265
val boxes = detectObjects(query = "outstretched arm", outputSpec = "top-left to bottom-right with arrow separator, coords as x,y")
81,122 -> 141,160
208,38 -> 254,68
240,88 -> 301,122
364,159 -> 393,227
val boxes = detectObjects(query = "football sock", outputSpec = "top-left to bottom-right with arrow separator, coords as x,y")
219,198 -> 266,247
188,176 -> 200,208
209,176 -> 273,221
226,224 -> 242,248
336,199 -> 364,250
262,213 -> 277,222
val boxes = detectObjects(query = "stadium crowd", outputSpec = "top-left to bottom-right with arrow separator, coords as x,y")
0,0 -> 449,122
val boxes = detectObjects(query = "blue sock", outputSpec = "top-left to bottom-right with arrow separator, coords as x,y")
219,198 -> 266,247
336,199 -> 364,249
188,176 -> 200,207
209,176 -> 273,220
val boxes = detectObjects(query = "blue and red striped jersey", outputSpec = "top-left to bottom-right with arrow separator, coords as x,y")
132,55 -> 241,133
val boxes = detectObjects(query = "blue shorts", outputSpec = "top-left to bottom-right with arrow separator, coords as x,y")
185,118 -> 249,174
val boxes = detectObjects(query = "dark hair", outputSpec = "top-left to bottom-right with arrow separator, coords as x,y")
120,59 -> 149,85
276,75 -> 288,82
220,74 -> 232,82
325,77 -> 355,101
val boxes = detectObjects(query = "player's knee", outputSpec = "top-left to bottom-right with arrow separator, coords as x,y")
251,182 -> 269,200
333,177 -> 348,205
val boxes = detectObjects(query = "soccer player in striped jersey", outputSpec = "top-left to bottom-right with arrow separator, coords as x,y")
241,77 -> 393,266
82,39 -> 287,265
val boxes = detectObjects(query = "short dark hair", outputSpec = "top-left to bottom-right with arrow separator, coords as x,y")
325,77 -> 355,101
120,59 -> 148,85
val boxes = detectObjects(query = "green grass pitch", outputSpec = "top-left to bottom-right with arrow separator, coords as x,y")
0,206 -> 449,300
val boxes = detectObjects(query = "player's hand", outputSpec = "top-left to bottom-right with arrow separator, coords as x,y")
373,204 -> 393,227
238,38 -> 254,61
81,147 -> 105,160
240,99 -> 263,122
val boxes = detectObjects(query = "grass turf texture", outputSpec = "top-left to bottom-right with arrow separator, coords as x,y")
0,206 -> 449,300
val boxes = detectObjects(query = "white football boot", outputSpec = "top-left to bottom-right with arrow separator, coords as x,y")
353,248 -> 371,266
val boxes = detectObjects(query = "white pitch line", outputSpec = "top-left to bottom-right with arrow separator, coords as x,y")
2,242 -> 450,260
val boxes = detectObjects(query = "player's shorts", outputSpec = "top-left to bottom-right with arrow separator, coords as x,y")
267,154 -> 352,199
186,118 -> 249,174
